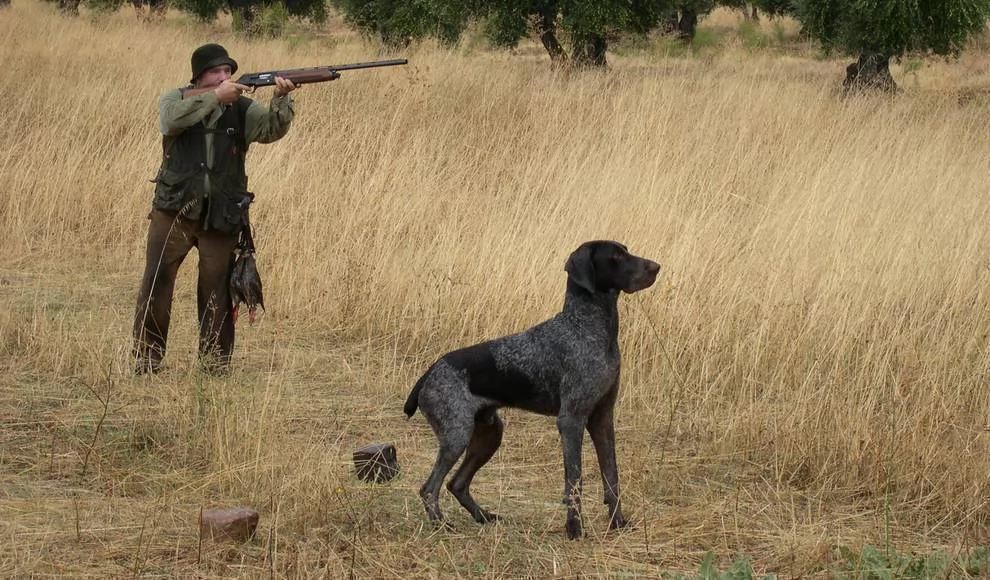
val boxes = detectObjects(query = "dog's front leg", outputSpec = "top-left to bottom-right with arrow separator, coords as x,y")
588,398 -> 627,531
557,413 -> 586,539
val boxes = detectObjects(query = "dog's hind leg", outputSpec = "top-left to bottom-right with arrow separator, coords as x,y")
420,427 -> 471,525
447,408 -> 504,523
420,411 -> 474,527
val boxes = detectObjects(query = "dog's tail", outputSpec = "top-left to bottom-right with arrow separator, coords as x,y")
403,372 -> 429,418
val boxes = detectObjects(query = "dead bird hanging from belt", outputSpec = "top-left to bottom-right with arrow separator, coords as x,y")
230,197 -> 264,324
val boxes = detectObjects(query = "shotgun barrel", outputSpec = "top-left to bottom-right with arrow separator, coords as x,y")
236,58 -> 408,87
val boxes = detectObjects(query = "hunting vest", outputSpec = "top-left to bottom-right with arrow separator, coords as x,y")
152,94 -> 253,234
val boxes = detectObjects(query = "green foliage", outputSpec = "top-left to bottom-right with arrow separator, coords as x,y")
832,545 -> 990,579
313,0 -> 990,66
232,6 -> 247,29
482,2 -> 529,48
559,0 -> 662,38
171,0 -> 225,21
715,0 -> 746,11
738,19 -> 770,50
770,21 -> 788,44
675,0 -> 716,16
174,0 -> 325,29
654,33 -> 692,56
559,1 -> 622,39
283,0 -> 326,21
661,551 -> 778,580
691,24 -> 723,51
328,0 -> 468,47
902,56 -> 924,74
736,15 -> 798,50
330,0 -> 675,57
752,0 -> 793,18
792,0 -> 990,59
83,0 -> 127,14
659,546 -> 990,580
253,1 -> 291,37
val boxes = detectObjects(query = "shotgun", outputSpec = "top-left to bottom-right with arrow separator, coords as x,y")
181,58 -> 408,99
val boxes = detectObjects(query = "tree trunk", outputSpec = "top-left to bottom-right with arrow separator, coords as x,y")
571,33 -> 607,68
149,0 -> 167,19
843,52 -> 898,94
58,0 -> 81,15
537,6 -> 567,67
131,0 -> 167,21
677,8 -> 698,42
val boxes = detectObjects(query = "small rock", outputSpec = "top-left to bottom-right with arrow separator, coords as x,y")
353,443 -> 399,483
199,507 -> 259,542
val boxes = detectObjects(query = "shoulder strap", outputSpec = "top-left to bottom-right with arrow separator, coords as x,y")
235,95 -> 251,147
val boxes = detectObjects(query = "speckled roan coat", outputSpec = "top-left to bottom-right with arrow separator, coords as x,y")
404,240 -> 661,539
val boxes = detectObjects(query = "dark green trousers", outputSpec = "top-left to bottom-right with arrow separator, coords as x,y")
133,209 -> 239,374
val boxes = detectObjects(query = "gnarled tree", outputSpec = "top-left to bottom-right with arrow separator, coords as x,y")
792,0 -> 990,93
169,0 -> 327,32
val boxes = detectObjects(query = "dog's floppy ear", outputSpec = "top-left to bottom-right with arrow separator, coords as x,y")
565,244 -> 596,294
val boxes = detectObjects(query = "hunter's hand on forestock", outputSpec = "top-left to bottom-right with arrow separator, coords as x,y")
273,76 -> 297,97
214,80 -> 251,104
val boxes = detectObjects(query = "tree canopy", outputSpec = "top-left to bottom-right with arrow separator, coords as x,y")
793,0 -> 990,58
330,0 -> 673,66
170,0 -> 327,27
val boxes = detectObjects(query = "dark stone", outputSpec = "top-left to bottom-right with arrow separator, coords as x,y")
353,443 -> 399,483
199,507 -> 259,542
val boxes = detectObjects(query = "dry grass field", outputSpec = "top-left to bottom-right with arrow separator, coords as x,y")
2,0 -> 990,577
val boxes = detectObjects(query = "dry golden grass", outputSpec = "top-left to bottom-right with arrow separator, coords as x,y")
2,0 -> 990,577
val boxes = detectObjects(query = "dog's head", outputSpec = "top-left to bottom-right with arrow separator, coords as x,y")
564,240 -> 661,295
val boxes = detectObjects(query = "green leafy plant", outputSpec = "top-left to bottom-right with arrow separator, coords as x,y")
690,25 -> 723,53
738,19 -> 770,51
662,551 -> 778,580
832,545 -> 990,579
253,1 -> 291,38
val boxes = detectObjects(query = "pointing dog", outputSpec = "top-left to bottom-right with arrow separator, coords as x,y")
404,240 -> 661,539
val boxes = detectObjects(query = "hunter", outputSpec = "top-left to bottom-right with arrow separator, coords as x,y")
133,43 -> 297,375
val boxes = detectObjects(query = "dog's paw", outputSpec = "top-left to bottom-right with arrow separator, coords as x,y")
474,510 -> 501,524
565,517 -> 583,540
430,519 -> 457,534
609,513 -> 630,530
